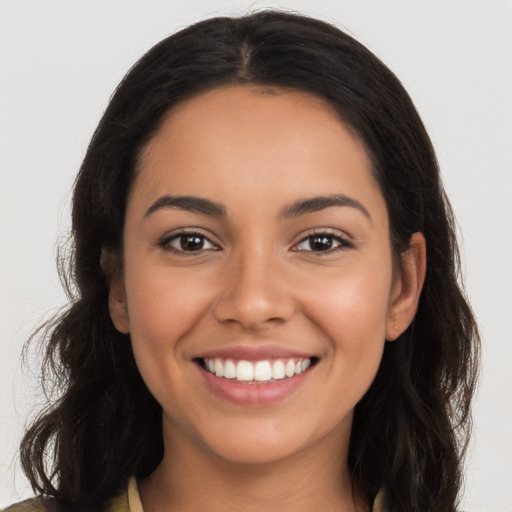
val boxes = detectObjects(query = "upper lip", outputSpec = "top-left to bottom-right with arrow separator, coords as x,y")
194,344 -> 316,361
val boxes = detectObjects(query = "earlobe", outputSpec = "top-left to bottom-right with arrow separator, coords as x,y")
108,280 -> 130,334
386,232 -> 426,341
101,249 -> 130,334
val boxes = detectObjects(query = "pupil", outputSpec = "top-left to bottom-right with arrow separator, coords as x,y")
181,235 -> 203,250
311,235 -> 332,251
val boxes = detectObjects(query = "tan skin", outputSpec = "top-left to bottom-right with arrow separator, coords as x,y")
107,86 -> 426,512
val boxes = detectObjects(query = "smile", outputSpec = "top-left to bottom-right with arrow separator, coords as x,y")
201,357 -> 313,383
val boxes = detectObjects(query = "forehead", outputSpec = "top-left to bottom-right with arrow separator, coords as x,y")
133,85 -> 383,220
141,85 -> 364,163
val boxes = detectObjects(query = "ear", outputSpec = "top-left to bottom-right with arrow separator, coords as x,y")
101,248 -> 130,334
386,232 -> 426,341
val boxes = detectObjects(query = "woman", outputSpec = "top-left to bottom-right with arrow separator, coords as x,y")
6,10 -> 479,512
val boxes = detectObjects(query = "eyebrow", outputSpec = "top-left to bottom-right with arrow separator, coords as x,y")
280,194 -> 371,221
145,195 -> 227,218
144,193 -> 370,222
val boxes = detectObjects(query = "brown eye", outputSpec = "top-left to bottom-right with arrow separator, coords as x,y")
293,233 -> 351,253
309,235 -> 334,251
159,232 -> 218,253
179,234 -> 206,251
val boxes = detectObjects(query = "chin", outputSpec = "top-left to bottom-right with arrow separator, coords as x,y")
192,413 -> 349,467
206,436 -> 306,466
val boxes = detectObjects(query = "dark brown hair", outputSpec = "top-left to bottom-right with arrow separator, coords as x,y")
20,10 -> 479,512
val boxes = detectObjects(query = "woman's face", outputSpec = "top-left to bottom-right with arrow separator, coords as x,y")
109,86 -> 419,466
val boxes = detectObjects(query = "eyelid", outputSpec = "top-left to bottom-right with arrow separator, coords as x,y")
290,228 -> 354,253
157,228 -> 221,253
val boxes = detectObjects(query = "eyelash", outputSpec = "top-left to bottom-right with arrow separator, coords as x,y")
157,229 -> 353,255
291,230 -> 354,254
157,230 -> 219,255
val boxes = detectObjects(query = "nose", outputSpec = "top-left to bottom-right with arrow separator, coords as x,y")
212,247 -> 295,332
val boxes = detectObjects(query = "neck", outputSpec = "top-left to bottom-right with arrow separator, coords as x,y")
138,420 -> 368,512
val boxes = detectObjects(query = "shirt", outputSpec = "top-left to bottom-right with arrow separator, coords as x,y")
3,477 -> 385,511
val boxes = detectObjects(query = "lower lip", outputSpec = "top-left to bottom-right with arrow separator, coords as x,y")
197,364 -> 312,405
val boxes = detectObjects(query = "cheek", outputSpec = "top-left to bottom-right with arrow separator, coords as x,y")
123,263 -> 217,385
299,259 -> 393,391
306,265 -> 392,339
125,264 -> 212,336
123,265 -> 220,421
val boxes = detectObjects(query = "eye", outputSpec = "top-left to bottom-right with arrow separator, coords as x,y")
159,232 -> 219,253
292,232 -> 352,253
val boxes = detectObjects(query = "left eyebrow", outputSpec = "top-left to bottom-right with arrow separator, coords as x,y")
280,194 -> 371,222
144,195 -> 227,218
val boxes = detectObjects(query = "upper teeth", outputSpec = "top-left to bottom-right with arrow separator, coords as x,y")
204,358 -> 311,382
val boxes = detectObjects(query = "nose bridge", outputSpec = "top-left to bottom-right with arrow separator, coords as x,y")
213,236 -> 294,329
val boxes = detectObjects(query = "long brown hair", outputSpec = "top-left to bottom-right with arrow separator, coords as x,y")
20,10 -> 480,512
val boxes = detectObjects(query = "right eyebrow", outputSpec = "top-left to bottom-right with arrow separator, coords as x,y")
280,194 -> 372,223
144,195 -> 227,218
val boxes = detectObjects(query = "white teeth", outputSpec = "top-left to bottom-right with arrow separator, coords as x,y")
214,359 -> 224,377
285,359 -> 295,377
254,361 -> 272,381
224,360 -> 237,379
236,360 -> 254,381
204,357 -> 313,382
271,360 -> 286,379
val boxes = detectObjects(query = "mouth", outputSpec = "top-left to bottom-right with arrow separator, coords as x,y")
194,356 -> 318,384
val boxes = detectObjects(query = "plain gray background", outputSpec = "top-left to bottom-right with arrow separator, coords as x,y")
1,1 -> 511,510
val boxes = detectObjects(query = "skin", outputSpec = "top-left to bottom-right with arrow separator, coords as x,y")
107,86 -> 426,512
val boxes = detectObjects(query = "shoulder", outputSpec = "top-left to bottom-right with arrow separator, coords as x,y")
372,488 -> 387,512
1,497 -> 57,512
2,477 -> 139,512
